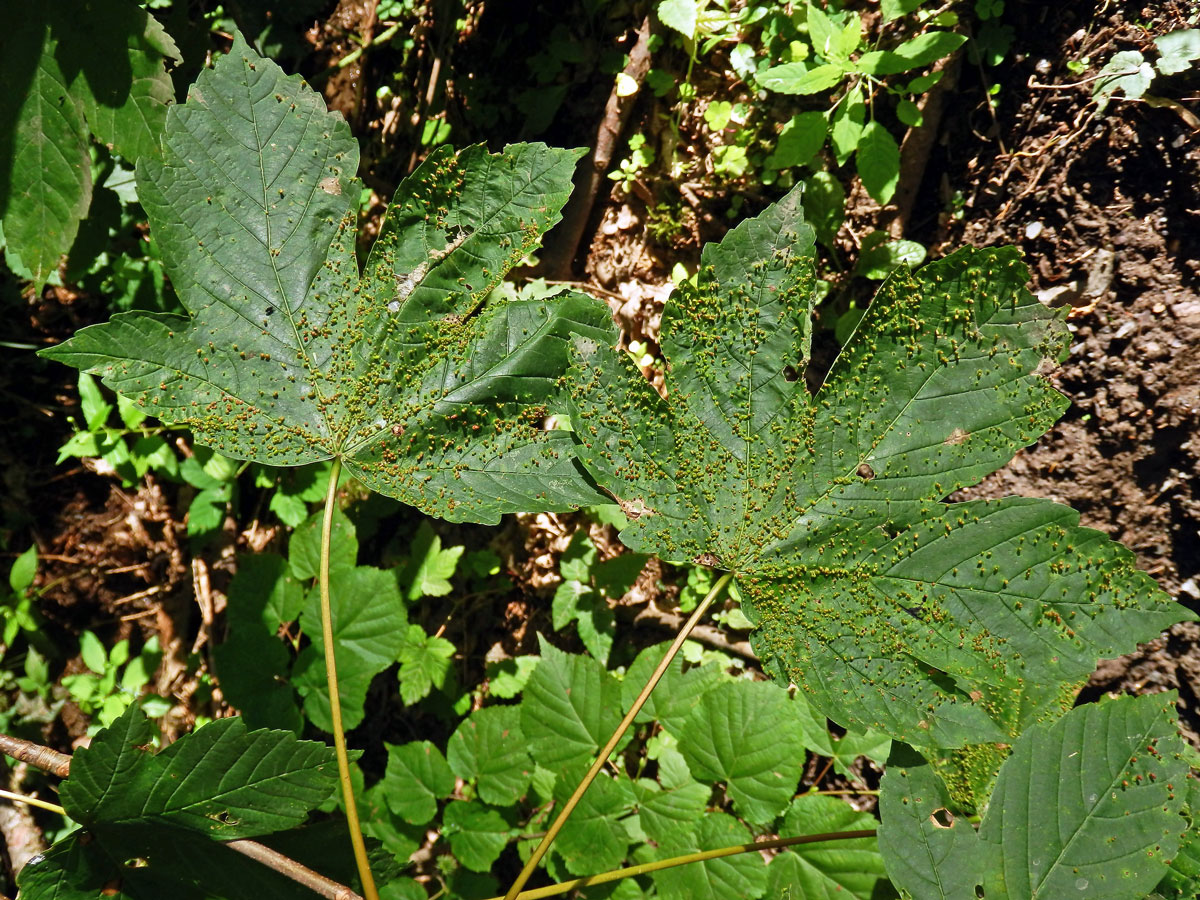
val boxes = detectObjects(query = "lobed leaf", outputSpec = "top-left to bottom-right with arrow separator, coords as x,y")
979,693 -> 1188,898
446,705 -> 534,806
18,826 -> 342,900
569,185 -> 1189,746
40,35 -> 613,524
677,679 -> 808,824
878,746 -> 982,899
521,639 -> 624,772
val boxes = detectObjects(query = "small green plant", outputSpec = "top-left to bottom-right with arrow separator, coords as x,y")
57,373 -> 180,485
609,133 -> 656,192
1,546 -> 39,657
1092,28 -> 1200,109
60,632 -> 165,729
753,2 -> 964,203
652,1 -> 964,203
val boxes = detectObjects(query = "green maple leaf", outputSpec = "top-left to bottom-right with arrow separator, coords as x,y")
40,34 -> 613,524
568,185 -> 1190,747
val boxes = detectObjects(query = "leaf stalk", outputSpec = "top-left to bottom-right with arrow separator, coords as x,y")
502,571 -> 734,900
0,787 -> 65,815
492,827 -> 877,900
319,457 -> 378,900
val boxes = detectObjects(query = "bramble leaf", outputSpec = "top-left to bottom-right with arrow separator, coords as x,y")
880,694 -> 1189,899
60,705 -> 337,838
552,769 -> 634,875
677,679 -> 808,824
396,625 -> 456,705
521,640 -> 623,772
446,705 -> 534,805
568,185 -> 1188,747
621,641 -> 724,736
39,35 -> 614,525
213,553 -> 303,732
381,740 -> 455,825
766,795 -> 889,899
293,566 -> 407,730
399,521 -> 464,600
632,777 -> 711,837
441,800 -> 511,873
649,812 -> 768,900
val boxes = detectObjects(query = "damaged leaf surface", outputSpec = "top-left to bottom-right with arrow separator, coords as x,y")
568,186 -> 1188,746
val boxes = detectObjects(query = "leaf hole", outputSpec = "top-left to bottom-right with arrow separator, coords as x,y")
930,807 -> 954,829
123,858 -> 149,868
783,365 -> 799,382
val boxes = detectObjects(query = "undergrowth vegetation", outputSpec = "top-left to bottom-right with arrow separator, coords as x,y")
2,3 -> 1200,900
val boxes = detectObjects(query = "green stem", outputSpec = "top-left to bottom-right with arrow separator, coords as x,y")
320,458 -> 378,900
492,827 -> 878,900
315,22 -> 402,79
0,788 -> 66,815
502,572 -> 734,900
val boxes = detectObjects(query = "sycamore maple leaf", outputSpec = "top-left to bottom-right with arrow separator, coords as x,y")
568,186 -> 1188,747
41,34 -> 611,524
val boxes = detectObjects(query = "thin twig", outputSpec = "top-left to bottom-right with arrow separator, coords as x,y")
1027,69 -> 1135,89
503,573 -> 733,900
0,735 -> 70,778
226,840 -> 364,900
539,16 -> 654,277
633,602 -> 757,661
314,22 -> 402,80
